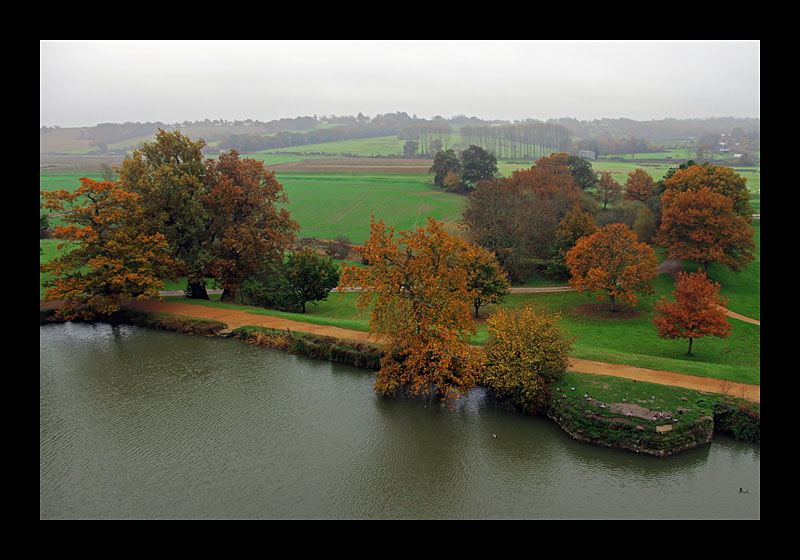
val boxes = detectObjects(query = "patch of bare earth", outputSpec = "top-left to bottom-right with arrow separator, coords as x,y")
572,302 -> 643,320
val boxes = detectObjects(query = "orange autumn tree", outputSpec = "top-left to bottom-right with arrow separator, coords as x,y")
40,178 -> 174,320
652,270 -> 731,355
566,222 -> 658,311
655,187 -> 755,274
203,150 -> 299,301
595,171 -> 622,210
623,168 -> 657,203
338,217 -> 482,407
662,162 -> 752,219
504,153 -> 582,216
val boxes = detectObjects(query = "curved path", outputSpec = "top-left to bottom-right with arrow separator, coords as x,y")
118,298 -> 760,403
159,285 -> 760,325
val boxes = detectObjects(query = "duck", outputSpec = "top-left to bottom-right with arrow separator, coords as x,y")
739,488 -> 749,493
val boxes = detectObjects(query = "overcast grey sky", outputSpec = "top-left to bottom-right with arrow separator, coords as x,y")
40,40 -> 759,128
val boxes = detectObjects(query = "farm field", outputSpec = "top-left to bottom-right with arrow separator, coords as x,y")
40,166 -> 465,246
274,171 -> 464,244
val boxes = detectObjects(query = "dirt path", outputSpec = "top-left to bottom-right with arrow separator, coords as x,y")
114,299 -> 759,404
122,299 -> 382,344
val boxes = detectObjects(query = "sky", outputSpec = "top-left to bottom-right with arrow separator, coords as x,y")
40,40 -> 760,128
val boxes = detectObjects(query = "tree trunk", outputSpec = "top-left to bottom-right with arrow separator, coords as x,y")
220,288 -> 235,302
687,337 -> 694,355
186,280 -> 209,300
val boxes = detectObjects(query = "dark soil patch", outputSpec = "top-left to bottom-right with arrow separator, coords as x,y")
572,302 -> 643,320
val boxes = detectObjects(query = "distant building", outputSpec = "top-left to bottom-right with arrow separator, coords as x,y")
578,150 -> 596,161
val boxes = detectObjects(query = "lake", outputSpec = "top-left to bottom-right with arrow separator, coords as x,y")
40,322 -> 760,519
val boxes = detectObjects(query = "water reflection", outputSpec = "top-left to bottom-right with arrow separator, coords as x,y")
40,323 -> 759,519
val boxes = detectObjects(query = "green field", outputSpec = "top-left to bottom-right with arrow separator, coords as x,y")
148,223 -> 758,387
40,133 -> 760,393
40,169 -> 105,192
274,172 -> 465,244
40,168 -> 465,245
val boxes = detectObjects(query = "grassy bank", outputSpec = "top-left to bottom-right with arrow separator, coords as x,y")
144,255 -> 759,387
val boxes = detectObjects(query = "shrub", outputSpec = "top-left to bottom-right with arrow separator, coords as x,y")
713,399 -> 760,443
481,306 -> 573,414
285,247 -> 340,312
236,262 -> 299,312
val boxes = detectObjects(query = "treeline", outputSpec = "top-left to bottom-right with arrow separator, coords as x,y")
219,120 -> 406,153
41,113 -> 761,159
219,111 -> 451,154
397,123 -> 454,156
550,116 -> 760,142
460,122 -> 572,160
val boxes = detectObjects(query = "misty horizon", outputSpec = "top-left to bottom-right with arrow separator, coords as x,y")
40,40 -> 759,129
40,112 -> 761,131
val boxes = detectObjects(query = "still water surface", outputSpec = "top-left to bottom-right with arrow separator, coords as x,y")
40,323 -> 759,519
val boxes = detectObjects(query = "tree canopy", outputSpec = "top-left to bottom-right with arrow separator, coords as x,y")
624,168 -> 657,203
203,150 -> 299,300
482,307 -> 573,414
566,222 -> 658,311
461,153 -> 586,281
338,217 -> 482,407
286,247 -> 340,312
429,149 -> 462,191
652,270 -> 731,355
40,178 -> 173,320
460,144 -> 498,187
118,128 -> 210,298
655,187 -> 755,273
662,162 -> 752,219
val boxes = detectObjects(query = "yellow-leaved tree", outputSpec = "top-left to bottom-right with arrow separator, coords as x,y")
338,217 -> 482,407
482,307 -> 573,414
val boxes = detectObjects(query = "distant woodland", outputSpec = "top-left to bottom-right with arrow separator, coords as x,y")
40,112 -> 760,161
